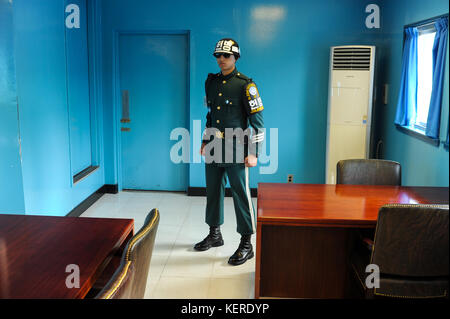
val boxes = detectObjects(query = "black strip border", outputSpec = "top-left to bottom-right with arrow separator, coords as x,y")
73,165 -> 100,184
66,184 -> 118,217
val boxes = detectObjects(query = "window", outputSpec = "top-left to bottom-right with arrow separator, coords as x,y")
415,25 -> 436,131
395,15 -> 448,143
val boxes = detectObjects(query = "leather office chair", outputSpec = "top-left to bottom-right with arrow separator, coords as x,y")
89,208 -> 160,299
351,204 -> 449,299
122,208 -> 160,298
336,159 -> 401,186
95,260 -> 135,299
337,159 -> 402,245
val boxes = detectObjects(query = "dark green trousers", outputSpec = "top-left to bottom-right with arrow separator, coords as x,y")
205,163 -> 256,235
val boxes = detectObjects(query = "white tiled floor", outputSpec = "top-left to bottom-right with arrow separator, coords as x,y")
80,191 -> 257,299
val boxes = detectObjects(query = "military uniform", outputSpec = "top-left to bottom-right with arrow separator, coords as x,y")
202,67 -> 264,235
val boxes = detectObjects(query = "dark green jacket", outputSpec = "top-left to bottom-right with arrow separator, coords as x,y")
202,68 -> 265,165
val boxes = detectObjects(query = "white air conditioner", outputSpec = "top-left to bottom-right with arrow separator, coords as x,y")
325,45 -> 376,184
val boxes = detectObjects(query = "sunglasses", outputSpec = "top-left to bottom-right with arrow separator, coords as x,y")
214,53 -> 232,58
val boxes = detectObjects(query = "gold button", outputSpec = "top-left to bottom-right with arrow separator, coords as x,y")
218,93 -> 222,96
216,120 -> 220,123
237,73 -> 240,75
222,80 -> 226,84
229,102 -> 233,105
217,106 -> 221,110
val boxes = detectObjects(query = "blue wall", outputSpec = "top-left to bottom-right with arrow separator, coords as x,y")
376,0 -> 449,186
100,0 -> 384,188
0,0 -> 25,214
10,0 -> 105,215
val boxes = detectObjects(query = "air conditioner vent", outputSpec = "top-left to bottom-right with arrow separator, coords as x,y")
332,47 -> 371,70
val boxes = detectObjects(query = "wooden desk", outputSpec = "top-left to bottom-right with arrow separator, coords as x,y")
255,183 -> 449,299
0,214 -> 134,299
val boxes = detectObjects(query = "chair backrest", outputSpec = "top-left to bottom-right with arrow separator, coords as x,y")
123,208 -> 160,298
336,159 -> 401,185
95,260 -> 135,299
370,204 -> 449,298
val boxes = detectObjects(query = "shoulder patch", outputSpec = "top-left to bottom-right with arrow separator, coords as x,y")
245,82 -> 264,114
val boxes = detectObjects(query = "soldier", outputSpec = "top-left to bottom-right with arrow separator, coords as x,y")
194,38 -> 265,266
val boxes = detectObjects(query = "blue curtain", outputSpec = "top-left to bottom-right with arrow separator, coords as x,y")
395,27 -> 419,126
426,17 -> 449,139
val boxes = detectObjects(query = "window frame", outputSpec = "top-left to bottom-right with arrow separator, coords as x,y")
397,14 -> 448,146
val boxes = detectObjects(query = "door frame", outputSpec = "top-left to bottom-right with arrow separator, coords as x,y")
112,30 -> 191,191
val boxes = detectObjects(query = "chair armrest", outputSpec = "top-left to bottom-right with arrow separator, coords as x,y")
362,237 -> 374,251
354,228 -> 374,252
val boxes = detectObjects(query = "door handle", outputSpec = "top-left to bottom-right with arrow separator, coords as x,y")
121,90 -> 131,123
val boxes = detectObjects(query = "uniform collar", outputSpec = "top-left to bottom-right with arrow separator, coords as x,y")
220,67 -> 238,80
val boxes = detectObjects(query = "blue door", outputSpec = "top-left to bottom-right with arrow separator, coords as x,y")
119,34 -> 188,191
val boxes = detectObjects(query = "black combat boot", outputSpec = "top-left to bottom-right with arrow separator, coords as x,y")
228,234 -> 254,265
194,226 -> 224,251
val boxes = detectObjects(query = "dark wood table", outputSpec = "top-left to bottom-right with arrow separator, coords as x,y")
255,183 -> 449,299
0,214 -> 134,299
